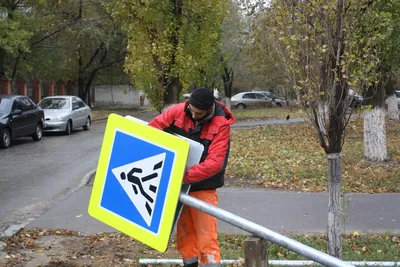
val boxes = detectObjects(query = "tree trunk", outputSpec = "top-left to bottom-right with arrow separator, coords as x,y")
385,76 -> 398,121
0,48 -> 7,79
222,66 -> 233,99
163,77 -> 181,106
364,107 -> 387,161
317,101 -> 329,135
386,93 -> 399,121
327,153 -> 342,259
82,69 -> 98,106
222,97 -> 231,110
78,53 -> 85,98
363,83 -> 387,161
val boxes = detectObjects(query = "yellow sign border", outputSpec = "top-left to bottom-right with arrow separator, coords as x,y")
88,113 -> 189,252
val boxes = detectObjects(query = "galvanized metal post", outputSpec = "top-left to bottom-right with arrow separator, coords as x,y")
179,193 -> 355,267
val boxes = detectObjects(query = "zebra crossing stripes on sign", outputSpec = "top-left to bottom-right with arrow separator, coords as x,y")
88,114 -> 189,252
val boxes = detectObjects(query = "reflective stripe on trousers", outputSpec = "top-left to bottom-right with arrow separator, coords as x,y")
177,190 -> 221,266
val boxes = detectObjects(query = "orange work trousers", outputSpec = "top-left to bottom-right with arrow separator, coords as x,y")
177,189 -> 221,266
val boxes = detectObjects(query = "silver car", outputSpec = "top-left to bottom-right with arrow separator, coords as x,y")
231,92 -> 273,109
396,90 -> 400,108
38,96 -> 92,135
252,90 -> 289,107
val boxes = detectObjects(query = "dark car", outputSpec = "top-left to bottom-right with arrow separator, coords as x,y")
0,95 -> 45,148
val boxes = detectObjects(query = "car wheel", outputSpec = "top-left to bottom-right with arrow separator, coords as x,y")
236,103 -> 246,109
65,120 -> 72,135
276,102 -> 282,107
0,128 -> 11,148
83,117 -> 91,130
32,123 -> 43,141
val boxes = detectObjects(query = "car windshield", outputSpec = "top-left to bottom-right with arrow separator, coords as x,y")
39,98 -> 70,109
0,98 -> 11,114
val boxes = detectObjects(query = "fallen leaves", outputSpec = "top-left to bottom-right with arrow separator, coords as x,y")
2,228 -> 399,266
226,118 -> 400,193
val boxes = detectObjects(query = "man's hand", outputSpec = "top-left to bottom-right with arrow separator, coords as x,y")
183,173 -> 191,184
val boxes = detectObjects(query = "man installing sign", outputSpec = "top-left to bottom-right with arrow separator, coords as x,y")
149,87 -> 235,267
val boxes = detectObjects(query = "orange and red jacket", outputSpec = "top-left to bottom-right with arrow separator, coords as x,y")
148,101 -> 235,192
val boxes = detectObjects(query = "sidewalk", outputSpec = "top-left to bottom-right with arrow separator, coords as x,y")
26,178 -> 400,235
92,108 -> 309,128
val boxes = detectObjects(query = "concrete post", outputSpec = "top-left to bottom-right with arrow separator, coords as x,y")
16,80 -> 27,96
58,81 -> 65,95
46,81 -> 54,96
244,236 -> 268,267
0,79 -> 12,95
32,80 -> 41,103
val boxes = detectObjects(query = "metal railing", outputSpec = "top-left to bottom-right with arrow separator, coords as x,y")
178,193 -> 354,267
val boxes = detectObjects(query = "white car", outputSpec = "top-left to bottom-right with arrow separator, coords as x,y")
38,96 -> 92,135
396,90 -> 400,108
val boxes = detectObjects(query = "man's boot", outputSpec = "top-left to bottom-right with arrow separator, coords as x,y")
184,262 -> 198,267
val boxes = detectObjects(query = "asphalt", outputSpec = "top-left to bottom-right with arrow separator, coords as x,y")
22,109 -> 400,236
27,184 -> 400,235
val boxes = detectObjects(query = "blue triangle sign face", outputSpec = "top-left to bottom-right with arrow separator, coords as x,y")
100,130 -> 175,234
111,153 -> 165,226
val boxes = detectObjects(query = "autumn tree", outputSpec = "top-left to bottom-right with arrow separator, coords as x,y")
249,9 -> 294,98
264,0 -> 394,258
382,13 -> 400,122
349,1 -> 400,161
107,0 -> 227,111
1,0 -> 127,106
0,0 -> 32,79
218,0 -> 249,107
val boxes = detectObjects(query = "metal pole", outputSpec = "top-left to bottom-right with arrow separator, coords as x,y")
179,193 -> 355,267
139,259 -> 400,266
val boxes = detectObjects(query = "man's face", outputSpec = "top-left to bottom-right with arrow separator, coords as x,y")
188,104 -> 210,121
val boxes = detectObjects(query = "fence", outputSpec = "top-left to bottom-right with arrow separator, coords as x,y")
0,79 -> 77,103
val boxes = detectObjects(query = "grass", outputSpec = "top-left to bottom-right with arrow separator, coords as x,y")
217,233 -> 400,262
91,106 -> 400,193
231,106 -> 307,121
4,229 -> 399,266
226,109 -> 400,193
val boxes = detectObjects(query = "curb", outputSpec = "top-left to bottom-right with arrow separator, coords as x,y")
92,116 -> 107,122
1,168 -> 97,239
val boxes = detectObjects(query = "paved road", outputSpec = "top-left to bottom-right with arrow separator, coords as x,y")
0,122 -> 106,234
0,109 -> 159,235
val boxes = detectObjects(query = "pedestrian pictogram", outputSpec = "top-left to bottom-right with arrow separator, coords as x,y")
88,114 -> 189,252
111,153 -> 166,226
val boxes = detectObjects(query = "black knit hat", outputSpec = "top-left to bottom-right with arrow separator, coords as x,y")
189,88 -> 215,110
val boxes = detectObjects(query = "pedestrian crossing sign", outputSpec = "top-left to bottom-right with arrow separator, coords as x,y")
88,113 -> 189,252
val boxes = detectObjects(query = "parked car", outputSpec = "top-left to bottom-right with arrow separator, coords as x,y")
252,90 -> 289,107
182,89 -> 220,101
231,92 -> 273,109
396,90 -> 400,108
38,96 -> 92,135
0,95 -> 44,148
348,89 -> 364,108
